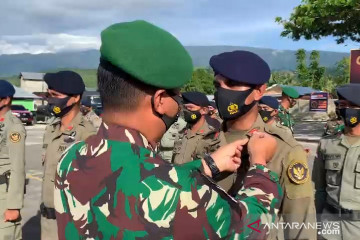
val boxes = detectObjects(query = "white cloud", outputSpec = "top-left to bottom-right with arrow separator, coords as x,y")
0,34 -> 100,55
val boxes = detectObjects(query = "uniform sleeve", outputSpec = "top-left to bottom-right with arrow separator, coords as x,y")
6,124 -> 26,209
312,141 -> 327,214
170,164 -> 282,239
281,146 -> 317,240
42,125 -> 50,165
234,164 -> 283,239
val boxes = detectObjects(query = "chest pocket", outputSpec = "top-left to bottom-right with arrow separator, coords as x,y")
355,160 -> 360,189
324,155 -> 343,186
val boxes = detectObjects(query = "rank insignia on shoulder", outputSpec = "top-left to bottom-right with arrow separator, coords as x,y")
287,161 -> 309,184
9,132 -> 21,143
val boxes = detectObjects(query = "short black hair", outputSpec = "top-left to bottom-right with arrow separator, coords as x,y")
97,64 -> 157,111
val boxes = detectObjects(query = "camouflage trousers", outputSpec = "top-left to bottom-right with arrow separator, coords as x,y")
40,216 -> 57,240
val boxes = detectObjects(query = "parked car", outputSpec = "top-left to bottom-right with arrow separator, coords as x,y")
82,92 -> 103,116
11,105 -> 35,125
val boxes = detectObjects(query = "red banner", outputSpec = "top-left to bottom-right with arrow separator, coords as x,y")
350,49 -> 360,83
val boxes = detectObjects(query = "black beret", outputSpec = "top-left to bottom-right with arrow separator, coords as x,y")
259,96 -> 279,110
81,98 -> 92,107
337,83 -> 360,106
0,80 -> 15,98
210,50 -> 271,85
44,71 -> 85,95
182,91 -> 210,107
209,101 -> 217,109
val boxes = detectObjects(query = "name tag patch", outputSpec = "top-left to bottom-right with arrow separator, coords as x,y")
324,154 -> 341,160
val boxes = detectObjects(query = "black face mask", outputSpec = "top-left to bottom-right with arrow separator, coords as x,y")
259,110 -> 274,123
47,96 -> 74,118
339,108 -> 360,128
183,109 -> 201,124
151,92 -> 182,131
214,87 -> 256,121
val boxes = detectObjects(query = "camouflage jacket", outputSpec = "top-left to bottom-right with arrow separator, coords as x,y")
54,123 -> 283,240
278,105 -> 294,132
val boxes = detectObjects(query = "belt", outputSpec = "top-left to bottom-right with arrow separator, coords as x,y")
40,203 -> 56,220
326,203 -> 360,221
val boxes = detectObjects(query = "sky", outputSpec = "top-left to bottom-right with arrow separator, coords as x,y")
0,0 -> 357,55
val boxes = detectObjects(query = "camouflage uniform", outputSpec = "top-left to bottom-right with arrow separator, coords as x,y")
83,109 -> 102,131
0,111 -> 26,240
278,105 -> 294,133
223,114 -> 317,240
313,134 -> 360,240
172,116 -> 224,164
158,117 -> 186,162
323,119 -> 344,137
54,122 -> 283,240
41,112 -> 96,240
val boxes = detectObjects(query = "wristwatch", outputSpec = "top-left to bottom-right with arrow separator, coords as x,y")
203,154 -> 220,179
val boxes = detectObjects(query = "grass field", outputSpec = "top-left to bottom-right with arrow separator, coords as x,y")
5,68 -> 98,88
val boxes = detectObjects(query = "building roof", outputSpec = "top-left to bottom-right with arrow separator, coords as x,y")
14,86 -> 41,99
20,72 -> 45,81
266,84 -> 318,97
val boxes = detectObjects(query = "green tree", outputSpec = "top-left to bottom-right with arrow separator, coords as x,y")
333,57 -> 350,85
276,0 -> 360,44
269,71 -> 296,86
182,68 -> 215,94
308,51 -> 325,90
295,49 -> 310,86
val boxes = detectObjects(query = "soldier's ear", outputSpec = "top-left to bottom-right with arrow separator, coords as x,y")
2,97 -> 11,106
152,89 -> 167,115
253,84 -> 266,101
201,107 -> 209,115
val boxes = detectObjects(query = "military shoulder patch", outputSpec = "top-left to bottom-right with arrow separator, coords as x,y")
287,161 -> 309,184
9,132 -> 21,143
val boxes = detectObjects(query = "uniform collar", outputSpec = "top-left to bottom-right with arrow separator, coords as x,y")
3,110 -> 13,122
340,134 -> 360,148
96,122 -> 154,151
224,114 -> 265,142
50,111 -> 83,128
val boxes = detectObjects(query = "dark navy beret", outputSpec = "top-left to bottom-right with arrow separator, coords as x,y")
209,101 -> 217,109
210,50 -> 271,85
260,96 -> 279,110
0,80 -> 15,98
182,91 -> 210,107
81,98 -> 92,107
337,83 -> 360,106
44,71 -> 85,95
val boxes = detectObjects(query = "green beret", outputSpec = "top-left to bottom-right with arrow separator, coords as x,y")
282,86 -> 299,99
100,20 -> 193,89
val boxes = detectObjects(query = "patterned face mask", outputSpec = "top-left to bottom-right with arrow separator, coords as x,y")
47,96 -> 73,118
339,108 -> 360,128
214,87 -> 256,121
183,109 -> 201,124
259,110 -> 274,123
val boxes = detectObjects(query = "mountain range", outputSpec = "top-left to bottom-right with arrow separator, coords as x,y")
0,46 -> 349,77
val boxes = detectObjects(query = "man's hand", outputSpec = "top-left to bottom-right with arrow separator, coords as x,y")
202,139 -> 249,177
248,132 -> 277,166
4,209 -> 20,222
